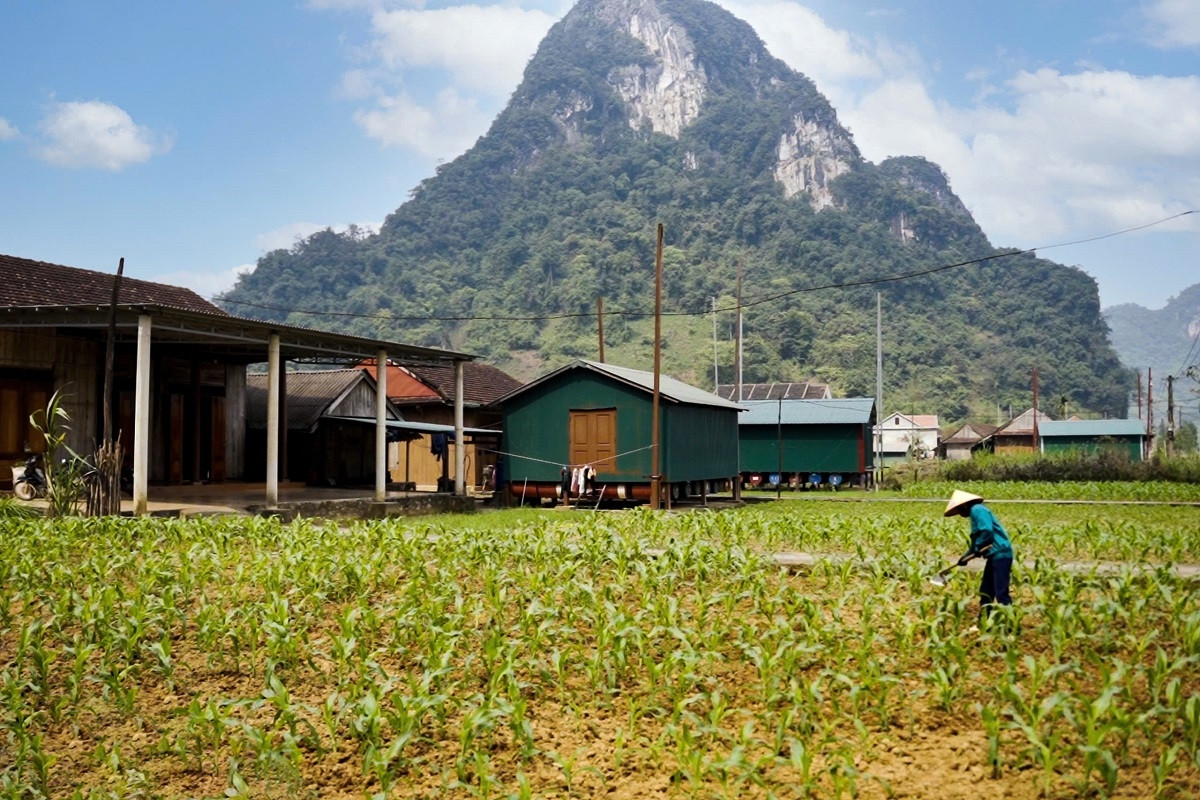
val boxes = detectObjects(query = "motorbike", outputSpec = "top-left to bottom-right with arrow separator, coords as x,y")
12,453 -> 47,501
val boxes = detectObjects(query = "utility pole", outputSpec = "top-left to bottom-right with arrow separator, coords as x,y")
1032,366 -> 1040,453
875,292 -> 883,491
1147,367 -> 1154,455
596,296 -> 605,363
1137,371 -> 1143,419
732,262 -> 744,503
1167,374 -> 1176,457
736,259 -> 744,403
711,296 -> 719,391
650,224 -> 663,510
776,396 -> 783,500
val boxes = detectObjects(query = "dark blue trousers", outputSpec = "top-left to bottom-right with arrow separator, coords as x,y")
980,557 -> 1013,621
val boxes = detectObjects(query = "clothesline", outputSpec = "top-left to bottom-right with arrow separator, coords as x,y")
477,443 -> 656,471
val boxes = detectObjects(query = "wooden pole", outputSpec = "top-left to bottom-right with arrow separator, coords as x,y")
732,259 -> 743,502
92,259 -> 125,515
736,259 -> 743,403
1145,368 -> 1153,457
1032,365 -> 1040,452
1167,374 -> 1176,458
776,396 -> 782,500
597,296 -> 605,363
103,259 -> 123,445
650,223 -> 663,510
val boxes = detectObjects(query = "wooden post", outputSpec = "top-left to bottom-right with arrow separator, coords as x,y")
1167,374 -> 1175,458
103,259 -> 123,445
650,224 -> 664,510
1032,365 -> 1040,452
597,296 -> 605,363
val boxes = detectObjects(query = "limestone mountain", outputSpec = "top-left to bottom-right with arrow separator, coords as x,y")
222,0 -> 1133,422
1104,283 -> 1200,423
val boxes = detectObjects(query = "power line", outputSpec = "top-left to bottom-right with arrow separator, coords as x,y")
213,210 -> 1196,325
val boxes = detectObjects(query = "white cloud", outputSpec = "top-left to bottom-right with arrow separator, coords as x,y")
35,100 -> 172,170
353,87 -> 491,158
717,0 -> 884,88
368,5 -> 555,94
1142,0 -> 1200,48
148,263 -> 254,299
0,117 -> 18,141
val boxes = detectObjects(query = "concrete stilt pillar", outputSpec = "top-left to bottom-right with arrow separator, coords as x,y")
375,349 -> 388,502
133,315 -> 152,515
265,333 -> 280,508
454,360 -> 465,496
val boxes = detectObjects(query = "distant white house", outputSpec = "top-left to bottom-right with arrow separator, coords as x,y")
874,412 -> 940,465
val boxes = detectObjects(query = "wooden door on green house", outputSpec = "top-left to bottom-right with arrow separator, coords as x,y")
569,408 -> 616,471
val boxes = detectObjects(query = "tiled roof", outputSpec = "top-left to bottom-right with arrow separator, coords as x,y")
879,412 -> 940,429
716,381 -> 830,401
995,408 -> 1054,436
944,422 -> 999,443
359,362 -> 441,401
0,253 -> 225,314
246,369 -> 366,430
407,362 -> 524,406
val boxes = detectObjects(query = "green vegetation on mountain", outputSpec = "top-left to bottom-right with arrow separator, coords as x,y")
221,0 -> 1133,423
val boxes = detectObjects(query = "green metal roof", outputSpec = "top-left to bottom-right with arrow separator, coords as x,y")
1039,419 -> 1145,438
739,398 -> 876,426
493,359 -> 743,411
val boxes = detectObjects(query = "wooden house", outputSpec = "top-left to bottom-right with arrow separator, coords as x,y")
940,422 -> 999,461
738,398 -> 876,488
245,369 -> 407,486
983,408 -> 1054,454
0,252 -> 474,510
492,359 -> 741,504
360,359 -> 520,491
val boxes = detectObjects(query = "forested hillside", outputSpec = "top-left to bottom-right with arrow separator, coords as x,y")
221,0 -> 1133,423
1105,283 -> 1200,422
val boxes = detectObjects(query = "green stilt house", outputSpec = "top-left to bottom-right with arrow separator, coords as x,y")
492,359 -> 741,504
738,398 -> 877,489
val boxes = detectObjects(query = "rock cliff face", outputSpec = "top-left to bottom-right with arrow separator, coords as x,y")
774,114 -> 855,207
529,0 -> 860,208
611,1 -> 707,137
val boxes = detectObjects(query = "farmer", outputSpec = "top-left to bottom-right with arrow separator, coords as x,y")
944,490 -> 1014,627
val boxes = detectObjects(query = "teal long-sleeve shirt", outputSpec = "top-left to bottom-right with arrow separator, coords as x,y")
963,503 -> 1014,561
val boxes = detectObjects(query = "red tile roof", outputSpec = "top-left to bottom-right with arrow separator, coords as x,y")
358,359 -> 522,406
409,362 -> 524,406
359,362 -> 441,401
0,253 -> 225,315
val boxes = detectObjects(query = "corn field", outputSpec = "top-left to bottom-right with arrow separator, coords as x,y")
1,500 -> 1198,799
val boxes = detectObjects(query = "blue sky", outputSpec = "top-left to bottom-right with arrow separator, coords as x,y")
2,0 -> 1197,310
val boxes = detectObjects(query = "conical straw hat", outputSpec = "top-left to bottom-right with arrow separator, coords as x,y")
944,489 -> 983,517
